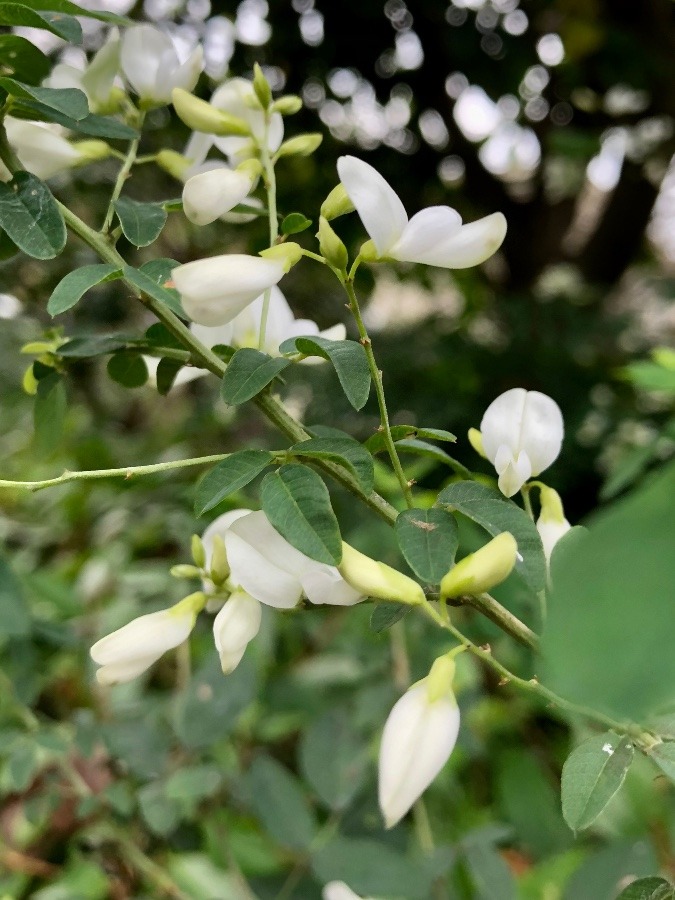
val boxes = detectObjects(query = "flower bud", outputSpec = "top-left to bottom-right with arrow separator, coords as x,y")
338,543 -> 425,606
272,94 -> 303,115
182,167 -> 254,226
212,589 -> 262,673
172,88 -> 251,136
320,184 -> 355,221
467,427 -> 486,459
440,532 -> 517,599
23,365 -> 38,396
209,533 -> 230,585
170,564 -> 202,579
156,149 -> 192,180
276,133 -> 323,158
252,62 -> 272,109
378,654 -> 460,828
536,485 -> 571,562
259,242 -> 303,272
191,533 -> 206,568
73,140 -> 111,163
318,216 -> 348,271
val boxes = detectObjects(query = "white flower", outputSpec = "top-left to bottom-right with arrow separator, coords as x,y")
172,254 -> 285,326
46,28 -> 122,113
378,657 -> 460,828
1,118 -> 82,181
120,25 -> 202,106
182,167 -> 255,226
337,155 -> 507,268
536,485 -> 571,562
479,388 -> 564,497
203,509 -> 365,609
322,883 -> 367,900
212,589 -> 262,673
210,77 -> 284,164
90,597 -> 199,685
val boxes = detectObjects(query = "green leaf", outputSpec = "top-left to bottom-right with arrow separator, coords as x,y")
247,755 -> 317,851
289,437 -> 375,493
464,842 -> 516,900
0,172 -> 66,260
155,358 -> 183,395
194,450 -> 274,516
0,36 -> 50,84
281,212 -> 312,235
649,742 -> 675,786
260,464 -> 342,565
616,877 -> 675,900
369,601 -> 410,632
0,78 -> 88,119
0,555 -> 31,638
123,264 -> 186,319
416,427 -> 457,443
542,460 -> 675,721
9,98 -> 138,139
48,264 -> 121,316
561,732 -> 634,831
220,348 -> 290,405
280,334 -> 371,410
437,481 -> 546,594
365,424 -> 456,455
0,4 -> 82,43
395,507 -> 459,584
114,197 -> 167,248
397,438 -> 470,477
34,372 -> 66,453
107,352 -> 148,388
299,708 -> 368,811
15,0 -> 131,24
621,361 -> 675,393
58,334 -> 133,358
138,782 -> 180,837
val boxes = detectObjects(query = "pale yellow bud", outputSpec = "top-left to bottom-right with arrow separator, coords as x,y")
191,533 -> 206,568
259,242 -> 303,272
73,140 -> 111,163
172,88 -> 251,136
170,564 -> 202,579
23,365 -> 38,396
338,543 -> 425,606
318,216 -> 348,271
440,532 -> 517,599
425,655 -> 457,703
468,427 -> 486,459
209,534 -> 230,585
272,94 -> 303,115
253,63 -> 272,109
156,149 -> 191,180
320,184 -> 355,221
276,133 -> 323,158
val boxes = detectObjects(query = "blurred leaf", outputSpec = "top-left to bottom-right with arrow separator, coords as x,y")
138,781 -> 181,836
107,351 -> 148,388
0,36 -> 50,84
464,842 -> 516,900
194,450 -> 274,516
600,442 -> 659,501
369,601 -> 410,632
649,742 -> 675,785
165,764 -> 223,812
0,78 -> 88,119
280,335 -> 371,410
261,464 -> 342,565
0,5 -> 82,42
247,754 -> 317,851
155,357 -> 183,394
8,97 -> 138,138
58,334 -> 133,358
561,732 -> 634,832
114,197 -> 167,248
34,371 -> 66,453
166,854 -> 244,900
0,172 -> 66,259
281,212 -> 312,234
289,436 -> 375,492
103,716 -> 172,780
30,854 -> 109,899
14,0 -> 131,24
221,348 -> 290,405
0,555 -> 31,638
395,507 -> 459,583
542,461 -> 675,720
563,840 -> 659,900
621,362 -> 675,393
437,481 -> 546,594
312,836 -> 432,898
397,438 -> 470,477
616,878 -> 675,899
299,707 -> 368,810
47,263 -> 121,316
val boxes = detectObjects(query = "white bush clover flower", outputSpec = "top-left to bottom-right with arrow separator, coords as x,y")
536,485 -> 571,562
171,254 -> 287,327
212,589 -> 262,674
337,155 -> 507,268
182,165 -> 257,226
90,593 -> 203,685
210,77 -> 284,164
477,388 -> 564,497
0,119 -> 108,182
46,28 -> 123,114
120,25 -> 202,107
378,655 -> 460,828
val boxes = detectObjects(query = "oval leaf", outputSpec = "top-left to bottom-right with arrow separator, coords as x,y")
0,172 -> 66,260
247,755 -> 317,851
650,742 -> 675,786
396,507 -> 459,584
123,264 -> 186,319
561,731 -> 634,832
369,601 -> 410,633
48,263 -> 121,316
289,437 -> 375,493
0,78 -> 89,119
281,212 -> 312,235
299,708 -> 368,811
437,481 -> 546,594
107,352 -> 148,388
280,335 -> 371,411
616,877 -> 675,900
114,197 -> 167,248
221,348 -> 290,406
194,450 -> 274,516
261,464 -> 342,565
34,372 -> 67,453
0,36 -> 51,84
0,5 -> 82,43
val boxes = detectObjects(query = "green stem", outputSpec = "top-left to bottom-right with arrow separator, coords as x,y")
258,111 -> 278,350
458,592 -> 540,650
521,484 -> 534,520
343,278 -> 414,508
102,110 -> 145,233
0,453 -> 236,493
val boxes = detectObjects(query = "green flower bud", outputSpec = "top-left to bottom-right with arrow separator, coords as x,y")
359,239 -> 379,261
440,532 -> 517,599
172,88 -> 251,137
170,564 -> 202,579
209,534 -> 230,586
173,591 -> 207,617
318,216 -> 348,271
73,140 -> 111,163
425,655 -> 457,703
156,149 -> 191,180
272,94 -> 303,115
259,242 -> 303,272
468,427 -> 486,459
253,62 -> 272,109
338,543 -> 425,606
276,133 -> 323,158
320,183 -> 355,221
191,534 -> 206,568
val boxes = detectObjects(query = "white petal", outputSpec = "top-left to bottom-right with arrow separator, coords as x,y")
536,518 -> 571,562
172,255 -> 285,327
81,27 -> 121,109
230,286 -> 296,354
378,684 -> 460,828
6,118 -> 80,179
120,25 -> 167,99
301,566 -> 365,606
323,883 -> 364,900
170,45 -> 203,95
496,448 -> 532,497
213,590 -> 261,672
480,388 -> 527,465
228,510 -> 312,574
201,508 -> 251,568
520,391 -> 564,475
410,212 -> 507,269
45,63 -> 84,93
225,530 -> 303,608
183,132 -> 215,174
182,169 -> 252,226
91,607 -> 194,667
96,654 -> 161,685
390,206 -> 462,264
318,323 -> 347,342
337,156 -> 408,256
